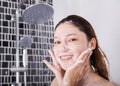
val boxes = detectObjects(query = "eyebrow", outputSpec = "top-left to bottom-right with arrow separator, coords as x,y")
54,34 -> 77,39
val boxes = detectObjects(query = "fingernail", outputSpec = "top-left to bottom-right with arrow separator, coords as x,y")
47,49 -> 50,52
43,60 -> 46,63
87,48 -> 92,51
78,60 -> 83,63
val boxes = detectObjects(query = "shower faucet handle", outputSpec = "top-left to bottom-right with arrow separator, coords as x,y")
10,67 -> 27,72
11,82 -> 21,86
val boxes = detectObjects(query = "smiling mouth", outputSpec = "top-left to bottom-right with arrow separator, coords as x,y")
60,55 -> 73,61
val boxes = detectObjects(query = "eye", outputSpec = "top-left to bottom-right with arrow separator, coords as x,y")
69,38 -> 77,42
54,41 -> 61,45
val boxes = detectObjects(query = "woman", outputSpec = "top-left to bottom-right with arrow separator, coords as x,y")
43,15 -> 118,86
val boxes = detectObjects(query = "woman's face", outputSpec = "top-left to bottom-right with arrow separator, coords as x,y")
53,22 -> 89,70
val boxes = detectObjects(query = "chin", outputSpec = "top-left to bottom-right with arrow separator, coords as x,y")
58,59 -> 75,70
61,63 -> 72,70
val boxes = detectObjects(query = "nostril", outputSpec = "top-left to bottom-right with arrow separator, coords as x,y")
60,45 -> 69,52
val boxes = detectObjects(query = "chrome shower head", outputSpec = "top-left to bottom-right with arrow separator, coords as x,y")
22,3 -> 54,24
19,36 -> 32,48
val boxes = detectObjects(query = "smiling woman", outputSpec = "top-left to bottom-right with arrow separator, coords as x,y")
43,15 -> 118,86
53,22 -> 89,70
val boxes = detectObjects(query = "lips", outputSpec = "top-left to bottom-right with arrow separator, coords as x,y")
60,55 -> 73,61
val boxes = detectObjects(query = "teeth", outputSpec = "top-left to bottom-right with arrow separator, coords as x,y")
60,55 -> 72,60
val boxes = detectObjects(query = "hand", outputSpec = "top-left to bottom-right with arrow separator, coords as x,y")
63,48 -> 92,86
43,50 -> 65,86
43,49 -> 92,86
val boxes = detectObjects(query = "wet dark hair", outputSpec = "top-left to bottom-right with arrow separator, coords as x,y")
55,15 -> 109,80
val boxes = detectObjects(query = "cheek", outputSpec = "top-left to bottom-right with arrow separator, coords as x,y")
71,46 -> 83,55
69,40 -> 88,51
69,45 -> 87,57
53,46 -> 59,57
70,44 -> 87,51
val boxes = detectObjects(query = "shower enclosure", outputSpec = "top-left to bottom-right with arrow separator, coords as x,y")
0,0 -> 54,86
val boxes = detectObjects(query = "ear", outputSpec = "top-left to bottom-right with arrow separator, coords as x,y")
88,38 -> 96,50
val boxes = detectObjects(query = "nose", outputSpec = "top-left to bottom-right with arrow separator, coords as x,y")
60,42 -> 69,52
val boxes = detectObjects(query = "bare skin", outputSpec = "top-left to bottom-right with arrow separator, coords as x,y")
43,22 -> 118,86
44,50 -> 118,86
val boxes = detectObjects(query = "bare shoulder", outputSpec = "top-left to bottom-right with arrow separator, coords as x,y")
101,80 -> 119,86
93,80 -> 119,86
89,73 -> 119,86
107,81 -> 119,86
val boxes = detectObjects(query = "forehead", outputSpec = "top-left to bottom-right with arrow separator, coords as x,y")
54,22 -> 83,37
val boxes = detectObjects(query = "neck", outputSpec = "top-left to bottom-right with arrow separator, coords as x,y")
78,65 -> 95,86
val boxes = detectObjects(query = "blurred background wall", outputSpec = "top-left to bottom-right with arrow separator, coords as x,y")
53,0 -> 120,84
0,0 -> 54,86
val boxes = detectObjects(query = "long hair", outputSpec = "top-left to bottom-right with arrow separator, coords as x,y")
55,15 -> 109,80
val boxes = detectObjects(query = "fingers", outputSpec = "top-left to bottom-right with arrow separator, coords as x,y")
44,50 -> 63,74
69,48 -> 92,70
77,48 -> 92,61
43,50 -> 57,72
48,50 -> 61,69
48,50 -> 57,65
43,51 -> 64,85
75,48 -> 92,68
43,60 -> 56,73
65,48 -> 93,84
81,48 -> 92,64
